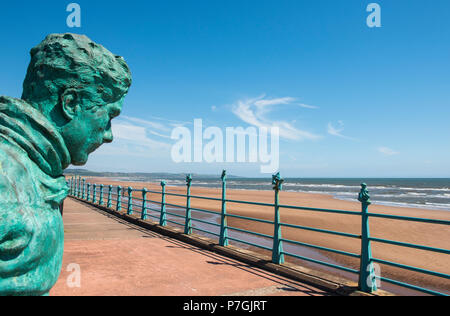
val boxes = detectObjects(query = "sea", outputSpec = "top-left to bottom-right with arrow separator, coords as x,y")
115,176 -> 450,212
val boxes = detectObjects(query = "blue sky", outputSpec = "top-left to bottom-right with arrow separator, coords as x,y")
0,0 -> 449,177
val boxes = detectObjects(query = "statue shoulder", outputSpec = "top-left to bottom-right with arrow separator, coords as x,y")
0,95 -> 21,105
0,139 -> 68,207
0,95 -> 31,112
0,144 -> 40,205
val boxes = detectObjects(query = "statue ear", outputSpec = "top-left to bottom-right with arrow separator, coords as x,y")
60,89 -> 79,121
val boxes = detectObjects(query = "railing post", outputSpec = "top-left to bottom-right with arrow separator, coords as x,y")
141,188 -> 148,220
82,179 -> 86,200
77,176 -> 81,198
116,186 -> 122,212
160,181 -> 167,226
99,184 -> 104,206
70,176 -> 74,195
86,183 -> 90,201
93,184 -> 97,204
219,170 -> 229,246
358,183 -> 377,293
184,174 -> 193,235
107,185 -> 113,208
272,172 -> 285,264
127,187 -> 133,215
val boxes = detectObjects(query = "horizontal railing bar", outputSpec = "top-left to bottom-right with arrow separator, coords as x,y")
227,226 -> 274,240
370,237 -> 450,255
145,207 -> 162,213
146,199 -> 162,204
226,199 -> 275,207
372,258 -> 450,279
280,204 -> 361,216
280,222 -> 361,239
281,238 -> 361,259
190,217 -> 221,227
192,226 -> 220,237
164,202 -> 186,209
189,195 -> 222,202
226,237 -> 273,251
189,207 -> 220,216
164,192 -> 188,198
226,213 -> 274,225
283,251 -> 359,275
367,213 -> 450,226
377,276 -> 448,296
165,211 -> 185,219
146,190 -> 163,194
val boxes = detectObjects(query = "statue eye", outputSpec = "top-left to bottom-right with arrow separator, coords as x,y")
109,104 -> 121,119
102,92 -> 113,103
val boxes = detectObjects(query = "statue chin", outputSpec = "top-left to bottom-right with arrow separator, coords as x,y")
71,154 -> 89,166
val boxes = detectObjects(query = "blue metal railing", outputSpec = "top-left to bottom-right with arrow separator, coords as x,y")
67,173 -> 450,296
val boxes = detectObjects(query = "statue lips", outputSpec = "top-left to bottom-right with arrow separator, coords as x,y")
87,136 -> 108,155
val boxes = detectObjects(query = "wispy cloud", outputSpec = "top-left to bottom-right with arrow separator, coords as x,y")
129,115 -> 192,128
378,147 -> 399,156
298,103 -> 319,109
105,115 -> 182,154
112,121 -> 172,149
121,115 -> 171,132
232,95 -> 321,141
327,121 -> 356,140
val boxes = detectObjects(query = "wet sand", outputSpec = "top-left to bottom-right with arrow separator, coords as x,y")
72,177 -> 450,294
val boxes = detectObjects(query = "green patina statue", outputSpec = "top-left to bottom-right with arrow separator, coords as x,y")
0,33 -> 132,296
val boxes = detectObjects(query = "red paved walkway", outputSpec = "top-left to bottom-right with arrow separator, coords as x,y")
50,198 -> 328,296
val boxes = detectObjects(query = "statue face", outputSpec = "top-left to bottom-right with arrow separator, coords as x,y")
63,96 -> 123,165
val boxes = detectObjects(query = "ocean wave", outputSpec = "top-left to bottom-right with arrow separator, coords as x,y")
335,198 -> 450,211
284,183 -> 361,189
395,187 -> 450,192
425,202 -> 450,208
283,189 -> 450,199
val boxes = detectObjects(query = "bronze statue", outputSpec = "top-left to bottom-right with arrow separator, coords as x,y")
0,33 -> 131,295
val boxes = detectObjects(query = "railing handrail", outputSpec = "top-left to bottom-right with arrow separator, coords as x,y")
66,174 -> 450,296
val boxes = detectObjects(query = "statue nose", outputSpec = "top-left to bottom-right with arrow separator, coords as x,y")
103,130 -> 114,143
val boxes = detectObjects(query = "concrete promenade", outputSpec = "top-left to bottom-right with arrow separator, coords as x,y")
50,198 -> 328,296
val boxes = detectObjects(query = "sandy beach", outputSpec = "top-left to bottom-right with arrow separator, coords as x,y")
72,177 -> 450,294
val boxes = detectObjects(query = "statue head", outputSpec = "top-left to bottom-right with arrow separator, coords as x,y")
21,33 -> 132,165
